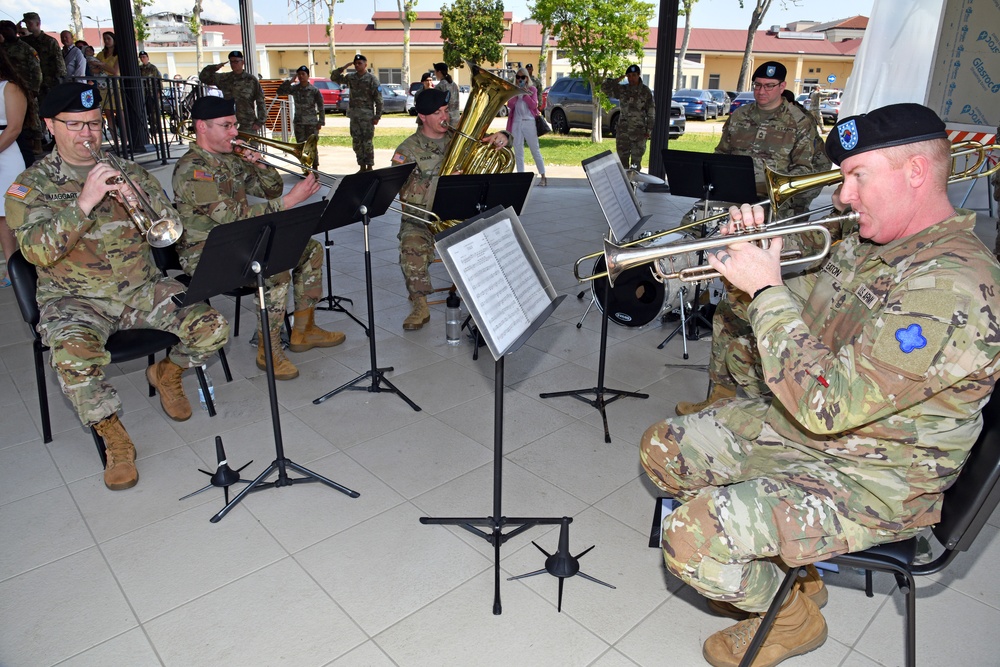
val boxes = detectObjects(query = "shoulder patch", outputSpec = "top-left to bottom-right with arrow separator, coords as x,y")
391,152 -> 407,164
193,169 -> 215,182
6,183 -> 30,199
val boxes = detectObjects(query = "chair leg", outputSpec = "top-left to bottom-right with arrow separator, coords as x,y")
901,570 -> 917,667
865,569 -> 874,597
147,354 -> 156,397
89,425 -> 108,467
738,566 -> 803,667
217,347 -> 233,383
34,342 -> 52,443
233,294 -> 241,337
194,365 -> 216,417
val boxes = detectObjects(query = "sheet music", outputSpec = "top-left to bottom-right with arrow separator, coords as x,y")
584,155 -> 641,242
449,217 -> 548,353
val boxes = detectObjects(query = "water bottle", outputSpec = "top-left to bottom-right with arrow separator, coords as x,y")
197,366 -> 215,411
445,294 -> 462,345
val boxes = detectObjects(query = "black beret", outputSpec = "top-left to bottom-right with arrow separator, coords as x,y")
826,103 -> 949,165
626,64 -> 640,75
416,88 -> 448,115
752,61 -> 786,82
191,96 -> 237,120
353,53 -> 366,62
39,82 -> 101,118
228,51 -> 243,59
138,50 -> 148,56
296,65 -> 309,74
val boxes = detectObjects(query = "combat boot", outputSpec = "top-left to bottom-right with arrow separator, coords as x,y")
146,358 -> 192,422
403,295 -> 430,331
94,414 -> 138,491
675,383 -> 737,416
708,565 -> 828,619
289,308 -> 346,352
256,327 -> 300,380
702,588 -> 827,667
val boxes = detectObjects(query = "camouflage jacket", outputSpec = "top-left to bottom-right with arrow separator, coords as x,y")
22,32 -> 66,90
738,210 -> 1000,532
139,62 -> 162,97
2,39 -> 41,93
4,148 -> 171,311
171,142 -> 284,274
276,79 -> 325,126
331,68 -> 382,120
715,99 -> 831,209
198,66 -> 266,128
391,128 -> 453,225
435,78 -> 460,124
600,79 -> 655,134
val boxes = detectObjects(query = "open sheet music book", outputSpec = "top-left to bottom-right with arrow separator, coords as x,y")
582,151 -> 647,243
436,206 -> 563,360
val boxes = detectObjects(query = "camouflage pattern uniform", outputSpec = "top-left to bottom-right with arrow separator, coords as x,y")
436,78 -> 461,126
21,31 -> 65,102
600,78 -> 654,170
172,142 -> 324,339
808,89 -> 823,129
4,149 -> 229,426
331,67 -> 382,168
642,209 -> 1000,612
2,38 -> 41,138
276,78 -> 324,168
139,62 -> 162,128
139,61 -> 162,81
198,66 -> 266,132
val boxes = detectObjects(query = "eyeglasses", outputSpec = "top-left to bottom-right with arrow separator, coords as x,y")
208,121 -> 238,131
52,118 -> 103,132
752,82 -> 781,91
515,76 -> 526,80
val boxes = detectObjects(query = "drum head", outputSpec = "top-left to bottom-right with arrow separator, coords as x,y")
591,256 -> 666,328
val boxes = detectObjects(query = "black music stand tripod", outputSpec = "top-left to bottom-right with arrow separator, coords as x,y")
312,164 -> 421,411
316,226 -> 368,333
178,203 -> 360,522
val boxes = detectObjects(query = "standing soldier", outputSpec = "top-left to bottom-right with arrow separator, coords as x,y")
20,12 -> 65,105
331,54 -> 382,172
138,51 -> 162,135
199,51 -> 266,133
808,87 -> 823,131
600,64 -> 655,171
276,66 -> 325,169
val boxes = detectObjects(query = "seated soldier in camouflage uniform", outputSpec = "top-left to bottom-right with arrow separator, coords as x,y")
4,83 -> 230,491
600,64 -> 654,171
199,51 -> 266,134
641,103 -> 1000,667
172,97 -> 343,381
276,66 -> 325,170
331,54 -> 382,172
391,88 -> 511,330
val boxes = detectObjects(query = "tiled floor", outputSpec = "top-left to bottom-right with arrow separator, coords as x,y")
2,153 -> 999,667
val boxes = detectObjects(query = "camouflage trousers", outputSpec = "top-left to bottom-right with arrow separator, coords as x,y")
293,122 -> 321,170
37,279 -> 229,427
707,292 -> 768,395
398,219 -> 435,297
639,401 -> 914,611
348,111 -> 375,167
259,237 -> 325,336
614,122 -> 647,170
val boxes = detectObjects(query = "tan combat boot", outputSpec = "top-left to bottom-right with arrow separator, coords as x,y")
708,565 -> 828,619
675,383 -> 737,416
146,358 -> 192,422
702,587 -> 827,667
403,295 -> 430,331
94,414 -> 138,490
256,327 -> 299,380
289,308 -> 346,352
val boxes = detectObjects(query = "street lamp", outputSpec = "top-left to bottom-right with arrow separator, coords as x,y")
84,14 -> 107,35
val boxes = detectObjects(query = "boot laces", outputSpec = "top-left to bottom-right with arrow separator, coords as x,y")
159,362 -> 184,396
724,615 -> 763,650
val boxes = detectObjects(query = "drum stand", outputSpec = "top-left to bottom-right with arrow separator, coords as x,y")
316,229 -> 368,335
658,203 -> 714,352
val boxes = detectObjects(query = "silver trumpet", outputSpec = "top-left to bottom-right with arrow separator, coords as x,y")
83,141 -> 183,247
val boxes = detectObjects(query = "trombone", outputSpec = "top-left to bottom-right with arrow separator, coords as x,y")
83,141 -> 183,247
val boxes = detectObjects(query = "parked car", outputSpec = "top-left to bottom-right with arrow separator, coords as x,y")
669,102 -> 686,138
406,81 -> 424,115
307,78 -> 341,112
726,91 -> 740,105
729,91 -> 755,113
706,89 -> 731,117
544,77 -> 622,135
337,84 -> 408,114
820,98 -> 841,124
672,89 -> 719,120
796,92 -> 811,109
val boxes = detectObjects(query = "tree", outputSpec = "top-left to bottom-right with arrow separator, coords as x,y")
134,0 -> 152,51
70,0 -> 84,37
735,0 -> 801,91
440,0 -> 505,73
190,1 -> 204,71
321,0 -> 344,71
675,0 -> 697,90
398,0 -> 417,86
532,0 -> 654,142
536,25 -> 549,105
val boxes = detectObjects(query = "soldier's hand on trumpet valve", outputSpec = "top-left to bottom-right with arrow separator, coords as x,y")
77,162 -> 126,217
706,203 -> 784,296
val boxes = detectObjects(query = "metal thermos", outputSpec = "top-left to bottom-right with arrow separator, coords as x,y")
446,294 -> 462,345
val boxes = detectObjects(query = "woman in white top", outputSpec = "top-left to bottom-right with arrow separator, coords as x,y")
505,68 -> 546,186
0,49 -> 28,283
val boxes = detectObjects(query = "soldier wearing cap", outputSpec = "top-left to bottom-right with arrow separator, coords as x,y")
331,54 -> 383,172
641,102 -> 1000,667
432,62 -> 460,126
390,88 -> 511,330
172,96 -> 344,381
676,60 -> 833,416
600,63 -> 654,171
199,50 -> 266,133
3,82 -> 230,491
137,51 -> 162,130
20,12 -> 65,104
276,65 -> 325,169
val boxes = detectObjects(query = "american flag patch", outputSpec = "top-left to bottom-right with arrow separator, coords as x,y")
193,169 -> 215,181
6,183 -> 30,199
391,152 -> 406,164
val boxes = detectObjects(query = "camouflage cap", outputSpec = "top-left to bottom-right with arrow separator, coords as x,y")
826,103 -> 948,165
22,12 -> 40,22
39,82 -> 101,118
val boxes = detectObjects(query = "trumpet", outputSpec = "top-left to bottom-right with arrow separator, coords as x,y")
83,141 -> 183,247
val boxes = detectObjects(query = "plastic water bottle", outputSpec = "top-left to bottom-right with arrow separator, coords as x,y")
197,366 -> 215,411
446,294 -> 462,345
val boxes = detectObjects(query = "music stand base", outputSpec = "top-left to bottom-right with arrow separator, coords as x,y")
539,387 -> 648,443
312,366 -> 420,410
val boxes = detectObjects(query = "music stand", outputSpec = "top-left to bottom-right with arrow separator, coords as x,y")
312,163 -> 421,411
658,149 -> 757,352
178,202 -> 360,523
421,206 -> 608,615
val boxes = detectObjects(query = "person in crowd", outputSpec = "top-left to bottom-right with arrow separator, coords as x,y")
0,49 -> 28,288
331,54 -> 382,172
172,96 -> 344,381
87,32 -> 121,142
642,102 -> 1000,667
199,51 -> 266,133
20,12 -> 65,105
506,67 -> 546,186
809,88 -> 825,131
524,62 -> 541,106
61,31 -> 86,79
4,82 -> 230,490
433,61 -> 460,126
137,50 -> 162,133
391,88 -> 511,330
276,65 -> 325,169
600,64 -> 654,171
0,20 -> 41,166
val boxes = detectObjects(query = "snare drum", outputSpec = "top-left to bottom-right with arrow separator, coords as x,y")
683,199 -> 734,237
